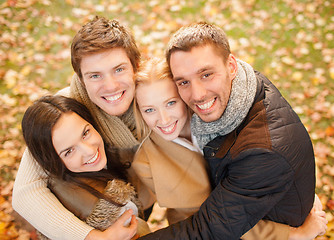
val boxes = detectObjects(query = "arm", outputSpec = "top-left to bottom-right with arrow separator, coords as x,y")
139,151 -> 294,240
242,208 -> 328,240
288,195 -> 328,240
242,220 -> 289,240
85,210 -> 138,240
12,149 -> 93,240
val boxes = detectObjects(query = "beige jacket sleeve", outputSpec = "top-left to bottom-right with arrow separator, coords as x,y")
241,219 -> 290,240
12,149 -> 93,240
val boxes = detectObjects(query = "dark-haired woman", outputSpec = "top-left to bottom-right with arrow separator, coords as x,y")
21,95 -> 150,240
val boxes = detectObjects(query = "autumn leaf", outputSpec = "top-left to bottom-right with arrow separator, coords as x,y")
1,1 -> 333,239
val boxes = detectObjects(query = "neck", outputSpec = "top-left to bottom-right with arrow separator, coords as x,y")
178,119 -> 192,142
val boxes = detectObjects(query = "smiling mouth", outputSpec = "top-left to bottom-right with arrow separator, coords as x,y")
85,150 -> 99,165
104,91 -> 124,102
158,121 -> 177,134
196,98 -> 216,111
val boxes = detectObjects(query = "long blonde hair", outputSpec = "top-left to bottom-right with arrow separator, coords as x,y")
134,58 -> 173,140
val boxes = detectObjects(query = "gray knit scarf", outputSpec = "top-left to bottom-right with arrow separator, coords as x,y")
191,60 -> 257,150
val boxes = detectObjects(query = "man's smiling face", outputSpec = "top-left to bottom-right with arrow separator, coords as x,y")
170,44 -> 237,122
80,47 -> 135,116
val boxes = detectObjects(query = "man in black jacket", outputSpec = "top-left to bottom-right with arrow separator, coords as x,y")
139,22 -> 327,239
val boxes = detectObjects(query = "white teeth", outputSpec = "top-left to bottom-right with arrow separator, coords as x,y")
105,92 -> 123,102
197,99 -> 215,110
160,122 -> 176,133
85,151 -> 98,164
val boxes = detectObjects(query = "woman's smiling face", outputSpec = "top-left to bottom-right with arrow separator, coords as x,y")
52,112 -> 107,173
136,79 -> 189,141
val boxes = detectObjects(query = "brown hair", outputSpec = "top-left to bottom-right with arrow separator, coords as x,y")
166,22 -> 231,67
22,95 -> 128,206
71,16 -> 140,80
133,58 -> 173,140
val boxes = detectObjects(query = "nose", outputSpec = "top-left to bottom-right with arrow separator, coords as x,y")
159,109 -> 171,125
104,74 -> 120,91
79,141 -> 96,156
191,80 -> 207,102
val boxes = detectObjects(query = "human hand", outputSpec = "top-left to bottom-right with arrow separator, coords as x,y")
313,194 -> 322,211
85,209 -> 138,240
289,207 -> 328,240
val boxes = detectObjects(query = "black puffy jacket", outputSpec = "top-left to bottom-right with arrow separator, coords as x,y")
140,71 -> 315,240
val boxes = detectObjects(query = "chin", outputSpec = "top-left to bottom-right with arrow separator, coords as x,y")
197,113 -> 221,123
105,106 -> 127,116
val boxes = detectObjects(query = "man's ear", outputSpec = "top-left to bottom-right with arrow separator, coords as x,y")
227,54 -> 238,79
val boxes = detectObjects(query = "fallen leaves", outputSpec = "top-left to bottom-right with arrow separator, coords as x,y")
0,0 -> 333,239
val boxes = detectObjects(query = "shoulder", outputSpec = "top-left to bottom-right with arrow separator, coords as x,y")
55,86 -> 70,97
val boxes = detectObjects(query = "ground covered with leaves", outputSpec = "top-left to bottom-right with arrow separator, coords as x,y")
0,0 -> 333,239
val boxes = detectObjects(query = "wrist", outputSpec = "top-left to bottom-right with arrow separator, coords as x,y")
85,229 -> 103,240
288,226 -> 305,240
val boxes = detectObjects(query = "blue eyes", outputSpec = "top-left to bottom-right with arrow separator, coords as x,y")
88,67 -> 124,80
143,101 -> 176,114
144,108 -> 154,113
90,74 -> 100,79
115,67 -> 124,73
167,101 -> 176,107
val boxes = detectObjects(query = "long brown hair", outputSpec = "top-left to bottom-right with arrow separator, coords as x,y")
22,95 -> 128,206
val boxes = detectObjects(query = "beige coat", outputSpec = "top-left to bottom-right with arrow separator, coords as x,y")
133,131 -> 211,224
133,131 -> 290,239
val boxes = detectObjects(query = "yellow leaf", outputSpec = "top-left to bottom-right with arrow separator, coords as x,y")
66,0 -> 75,5
311,77 -> 319,85
292,71 -> 303,81
280,18 -> 288,25
244,55 -> 255,65
4,70 -> 17,89
209,7 -> 218,16
20,65 -> 32,76
330,68 -> 334,80
0,222 -> 8,233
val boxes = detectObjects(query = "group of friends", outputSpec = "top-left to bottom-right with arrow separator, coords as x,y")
12,16 -> 328,240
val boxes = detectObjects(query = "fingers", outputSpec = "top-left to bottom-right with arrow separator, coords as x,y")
314,210 -> 328,236
313,194 -> 323,211
318,224 -> 328,236
117,209 -> 134,226
130,215 -> 138,226
125,216 -> 138,240
314,210 -> 327,219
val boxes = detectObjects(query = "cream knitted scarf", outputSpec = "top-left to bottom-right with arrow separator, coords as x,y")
69,74 -> 139,150
191,60 -> 257,149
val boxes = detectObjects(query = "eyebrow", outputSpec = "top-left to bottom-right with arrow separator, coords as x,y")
83,62 -> 129,77
113,62 -> 127,70
58,124 -> 90,156
164,96 -> 178,104
83,71 -> 99,77
173,66 -> 212,82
